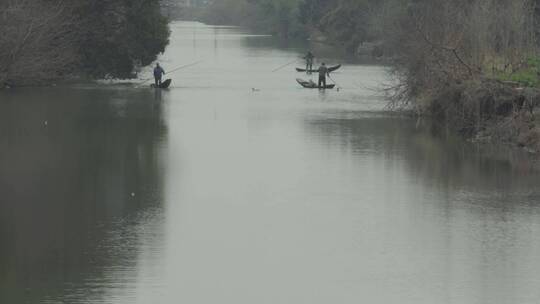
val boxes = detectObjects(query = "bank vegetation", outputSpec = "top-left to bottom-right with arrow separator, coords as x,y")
384,0 -> 540,151
0,0 -> 170,86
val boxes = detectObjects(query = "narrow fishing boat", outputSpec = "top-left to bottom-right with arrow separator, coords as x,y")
296,78 -> 335,89
296,64 -> 341,73
151,79 -> 172,89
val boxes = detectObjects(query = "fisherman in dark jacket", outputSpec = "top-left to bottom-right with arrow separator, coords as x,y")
318,62 -> 329,89
153,63 -> 165,87
304,51 -> 314,73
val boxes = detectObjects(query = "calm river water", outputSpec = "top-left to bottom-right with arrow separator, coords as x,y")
2,21 -> 540,304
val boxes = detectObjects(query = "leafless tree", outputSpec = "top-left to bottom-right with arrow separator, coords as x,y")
0,0 -> 78,86
384,0 -> 538,111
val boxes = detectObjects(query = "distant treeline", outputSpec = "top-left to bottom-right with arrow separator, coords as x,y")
200,0 -> 540,55
198,0 -> 303,38
198,0 -> 396,53
0,0 -> 170,86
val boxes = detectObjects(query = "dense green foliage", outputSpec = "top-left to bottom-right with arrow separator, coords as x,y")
76,0 -> 170,78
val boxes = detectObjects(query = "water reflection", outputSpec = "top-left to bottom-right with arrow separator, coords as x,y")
303,111 -> 540,303
0,88 -> 168,304
305,114 -> 540,195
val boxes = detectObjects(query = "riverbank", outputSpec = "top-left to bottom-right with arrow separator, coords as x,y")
470,84 -> 540,153
411,79 -> 540,153
382,0 -> 540,153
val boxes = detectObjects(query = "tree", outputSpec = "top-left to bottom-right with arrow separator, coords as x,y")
0,0 -> 78,85
0,0 -> 170,85
383,0 -> 539,112
74,0 -> 170,79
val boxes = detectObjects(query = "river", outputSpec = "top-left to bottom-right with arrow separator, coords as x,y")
1,21 -> 540,304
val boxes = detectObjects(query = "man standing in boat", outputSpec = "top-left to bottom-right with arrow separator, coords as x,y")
153,63 -> 165,87
318,62 -> 329,89
304,51 -> 314,74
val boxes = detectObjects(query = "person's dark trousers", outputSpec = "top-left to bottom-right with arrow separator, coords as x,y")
154,76 -> 162,87
306,61 -> 313,74
318,76 -> 326,88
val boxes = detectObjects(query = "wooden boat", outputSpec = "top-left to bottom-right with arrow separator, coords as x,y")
296,78 -> 335,89
150,79 -> 172,89
296,64 -> 341,73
